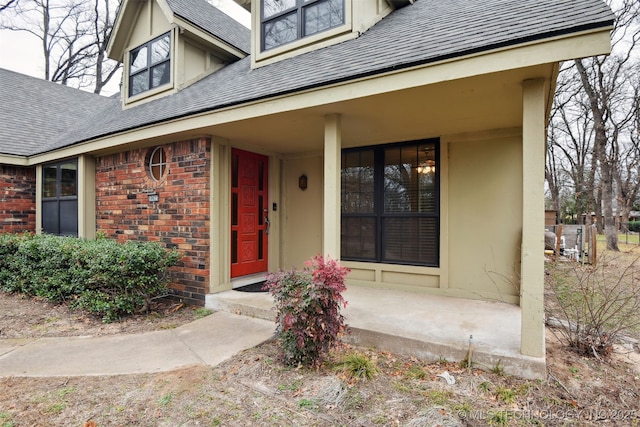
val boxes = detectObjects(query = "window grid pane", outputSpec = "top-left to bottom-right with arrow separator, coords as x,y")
304,0 -> 344,37
341,216 -> 376,260
60,162 -> 77,197
43,165 -> 57,198
150,36 -> 170,64
151,63 -> 170,88
130,71 -> 149,96
341,150 -> 374,214
382,217 -> 438,265
130,46 -> 148,73
263,0 -> 296,18
263,12 -> 298,50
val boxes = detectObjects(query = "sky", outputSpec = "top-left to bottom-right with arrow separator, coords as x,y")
0,0 -> 250,96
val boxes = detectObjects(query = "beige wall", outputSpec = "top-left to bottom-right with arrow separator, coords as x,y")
352,0 -> 392,34
447,132 -> 522,301
281,153 -> 324,269
179,40 -> 227,87
277,129 -> 523,304
128,0 -> 170,48
151,0 -> 169,36
182,42 -> 207,83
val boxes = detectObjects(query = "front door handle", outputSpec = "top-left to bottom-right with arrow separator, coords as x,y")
264,209 -> 270,234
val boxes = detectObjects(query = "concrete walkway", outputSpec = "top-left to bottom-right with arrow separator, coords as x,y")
0,311 -> 274,377
0,286 -> 546,379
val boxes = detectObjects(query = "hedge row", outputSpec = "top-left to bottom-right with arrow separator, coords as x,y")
0,233 -> 180,321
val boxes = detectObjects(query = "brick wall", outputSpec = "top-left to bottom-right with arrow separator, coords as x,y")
95,138 -> 211,305
0,165 -> 36,234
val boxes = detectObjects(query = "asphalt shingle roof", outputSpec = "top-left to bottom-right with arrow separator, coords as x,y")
0,0 -> 614,157
166,0 -> 250,53
0,69 -> 118,157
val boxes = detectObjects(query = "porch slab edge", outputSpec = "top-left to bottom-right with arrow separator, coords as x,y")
206,291 -> 546,380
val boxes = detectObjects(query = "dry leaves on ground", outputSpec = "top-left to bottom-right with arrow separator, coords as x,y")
1,292 -> 639,426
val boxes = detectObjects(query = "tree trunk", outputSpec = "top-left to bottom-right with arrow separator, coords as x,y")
595,185 -> 603,232
575,59 -> 619,250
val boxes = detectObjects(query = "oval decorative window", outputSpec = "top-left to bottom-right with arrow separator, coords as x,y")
148,147 -> 167,181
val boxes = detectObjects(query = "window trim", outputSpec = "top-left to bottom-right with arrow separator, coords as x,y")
260,0 -> 347,52
127,32 -> 172,99
341,139 -> 440,267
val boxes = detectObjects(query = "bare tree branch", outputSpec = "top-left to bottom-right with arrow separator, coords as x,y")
547,0 -> 639,249
0,0 -> 121,94
0,0 -> 18,12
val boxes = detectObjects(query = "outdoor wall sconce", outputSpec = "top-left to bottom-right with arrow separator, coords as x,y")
298,174 -> 308,191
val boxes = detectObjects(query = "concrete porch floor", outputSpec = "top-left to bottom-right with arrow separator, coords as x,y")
206,286 -> 546,379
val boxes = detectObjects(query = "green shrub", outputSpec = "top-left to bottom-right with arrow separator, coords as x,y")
0,233 -> 25,289
265,255 -> 349,367
0,233 -> 180,322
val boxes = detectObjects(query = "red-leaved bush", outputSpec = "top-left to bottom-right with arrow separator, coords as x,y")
264,255 -> 349,367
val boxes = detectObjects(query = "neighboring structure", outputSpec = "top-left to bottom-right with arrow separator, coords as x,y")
0,0 -> 614,372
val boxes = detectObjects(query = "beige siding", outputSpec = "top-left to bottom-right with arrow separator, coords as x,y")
128,0 -> 170,48
151,0 -> 170,36
183,42 -> 207,83
447,132 -> 522,300
282,153 -> 323,269
352,0 -> 392,34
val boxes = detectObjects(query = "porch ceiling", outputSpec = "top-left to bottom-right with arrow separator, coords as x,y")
198,64 -> 553,153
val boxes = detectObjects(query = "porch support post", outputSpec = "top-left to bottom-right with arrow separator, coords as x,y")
77,154 -> 96,239
520,79 -> 546,358
35,164 -> 42,234
323,113 -> 342,259
210,136 -> 231,293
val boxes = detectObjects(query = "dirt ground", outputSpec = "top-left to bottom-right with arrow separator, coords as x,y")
1,290 -> 640,426
0,293 -> 200,339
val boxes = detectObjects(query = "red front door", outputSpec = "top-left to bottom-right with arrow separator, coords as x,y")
231,149 -> 269,278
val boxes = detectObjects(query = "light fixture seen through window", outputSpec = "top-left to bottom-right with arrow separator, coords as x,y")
417,160 -> 436,174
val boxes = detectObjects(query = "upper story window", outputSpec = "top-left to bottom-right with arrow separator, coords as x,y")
262,0 -> 345,51
129,33 -> 171,97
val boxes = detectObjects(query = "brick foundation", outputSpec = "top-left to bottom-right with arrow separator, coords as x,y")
95,138 -> 211,306
0,166 -> 36,234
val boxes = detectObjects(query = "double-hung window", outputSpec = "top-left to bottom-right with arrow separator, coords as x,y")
129,33 -> 171,97
261,0 -> 345,51
341,140 -> 440,267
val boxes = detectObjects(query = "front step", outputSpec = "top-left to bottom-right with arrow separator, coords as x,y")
206,290 -> 274,322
